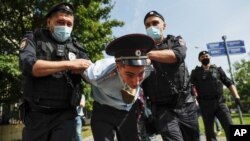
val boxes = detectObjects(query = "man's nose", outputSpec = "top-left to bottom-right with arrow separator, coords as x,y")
132,77 -> 141,88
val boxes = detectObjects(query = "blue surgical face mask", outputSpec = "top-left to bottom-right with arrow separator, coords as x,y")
146,26 -> 161,41
52,26 -> 72,42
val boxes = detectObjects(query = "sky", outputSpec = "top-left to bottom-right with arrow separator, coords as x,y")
109,0 -> 250,75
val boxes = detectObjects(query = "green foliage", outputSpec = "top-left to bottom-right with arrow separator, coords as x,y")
0,55 -> 22,103
233,58 -> 250,112
0,0 -> 124,111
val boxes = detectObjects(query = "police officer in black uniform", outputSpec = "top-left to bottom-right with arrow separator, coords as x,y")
141,11 -> 200,141
19,2 -> 91,141
190,51 -> 241,141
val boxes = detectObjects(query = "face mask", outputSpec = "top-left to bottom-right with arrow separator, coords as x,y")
120,83 -> 136,104
146,26 -> 161,41
52,26 -> 72,42
201,58 -> 210,66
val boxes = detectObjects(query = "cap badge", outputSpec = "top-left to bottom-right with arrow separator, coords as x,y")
65,6 -> 70,10
135,50 -> 141,56
150,11 -> 154,15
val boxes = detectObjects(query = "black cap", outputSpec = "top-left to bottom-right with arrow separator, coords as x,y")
144,10 -> 165,23
198,50 -> 209,59
106,34 -> 154,66
45,2 -> 74,18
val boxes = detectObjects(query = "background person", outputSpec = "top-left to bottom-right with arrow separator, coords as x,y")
75,95 -> 86,141
19,2 -> 91,141
214,117 -> 222,136
190,50 -> 241,141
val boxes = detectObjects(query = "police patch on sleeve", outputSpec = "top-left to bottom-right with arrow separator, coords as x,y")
20,38 -> 28,50
178,38 -> 186,47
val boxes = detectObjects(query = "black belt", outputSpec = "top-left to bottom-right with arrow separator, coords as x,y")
197,95 -> 220,100
29,103 -> 73,113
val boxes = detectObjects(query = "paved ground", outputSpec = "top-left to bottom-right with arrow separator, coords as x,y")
83,135 -> 226,141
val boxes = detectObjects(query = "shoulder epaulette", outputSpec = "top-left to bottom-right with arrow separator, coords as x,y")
195,65 -> 201,70
210,64 -> 218,68
72,37 -> 88,53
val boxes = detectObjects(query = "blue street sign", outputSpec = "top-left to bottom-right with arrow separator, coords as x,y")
208,48 -> 226,56
207,42 -> 225,49
207,40 -> 246,56
228,46 -> 246,54
227,40 -> 244,47
208,47 -> 246,56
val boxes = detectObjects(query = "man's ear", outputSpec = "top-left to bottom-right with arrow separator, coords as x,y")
163,23 -> 166,30
47,18 -> 50,27
116,63 -> 120,71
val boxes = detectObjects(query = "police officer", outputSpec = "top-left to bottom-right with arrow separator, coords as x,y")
141,11 -> 200,141
190,51 -> 241,141
19,2 -> 91,141
82,34 -> 154,141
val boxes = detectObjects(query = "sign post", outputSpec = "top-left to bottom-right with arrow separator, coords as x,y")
207,37 -> 245,125
222,36 -> 243,125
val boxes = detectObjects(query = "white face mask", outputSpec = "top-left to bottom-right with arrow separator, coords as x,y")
120,83 -> 137,104
146,26 -> 161,41
52,26 -> 72,42
117,70 -> 137,104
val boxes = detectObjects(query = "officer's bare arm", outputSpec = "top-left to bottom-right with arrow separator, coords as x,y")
229,85 -> 240,99
32,59 -> 91,77
147,49 -> 177,63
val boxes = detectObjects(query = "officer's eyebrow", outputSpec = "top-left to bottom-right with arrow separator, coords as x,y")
145,20 -> 160,27
56,19 -> 73,26
201,54 -> 209,58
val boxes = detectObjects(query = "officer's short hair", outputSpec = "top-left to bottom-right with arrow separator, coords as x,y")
198,50 -> 209,60
46,2 -> 74,19
144,10 -> 165,23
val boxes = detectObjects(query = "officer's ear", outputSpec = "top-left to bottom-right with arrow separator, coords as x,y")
198,57 -> 202,62
163,22 -> 166,30
47,18 -> 51,27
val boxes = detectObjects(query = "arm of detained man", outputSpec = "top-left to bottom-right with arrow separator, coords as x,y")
81,57 -> 116,86
32,59 -> 91,77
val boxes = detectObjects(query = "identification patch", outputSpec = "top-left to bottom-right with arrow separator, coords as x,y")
68,52 -> 76,60
20,38 -> 28,50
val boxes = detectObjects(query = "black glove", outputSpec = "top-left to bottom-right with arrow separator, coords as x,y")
234,98 -> 244,112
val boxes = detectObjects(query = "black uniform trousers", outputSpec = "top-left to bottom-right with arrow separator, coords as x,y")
155,102 -> 200,141
198,96 -> 232,141
22,107 -> 76,141
91,101 -> 140,141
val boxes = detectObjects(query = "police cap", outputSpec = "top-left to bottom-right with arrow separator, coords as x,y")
46,2 -> 74,18
106,34 -> 154,66
198,50 -> 209,59
144,10 -> 165,23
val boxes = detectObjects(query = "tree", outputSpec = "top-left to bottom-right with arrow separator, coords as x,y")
233,58 -> 250,112
0,0 -> 124,112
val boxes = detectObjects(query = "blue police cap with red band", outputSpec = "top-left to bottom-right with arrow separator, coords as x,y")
105,34 -> 154,66
46,2 -> 74,18
144,10 -> 165,23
